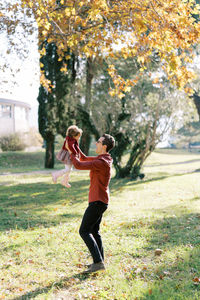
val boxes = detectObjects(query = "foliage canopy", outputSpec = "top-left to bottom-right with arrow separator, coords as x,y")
18,0 -> 200,96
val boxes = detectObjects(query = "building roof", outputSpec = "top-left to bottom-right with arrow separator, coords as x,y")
0,98 -> 31,109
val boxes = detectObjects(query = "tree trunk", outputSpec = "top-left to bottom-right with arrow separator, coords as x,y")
45,134 -> 55,168
80,57 -> 94,154
191,92 -> 200,121
114,142 -> 142,179
80,128 -> 92,155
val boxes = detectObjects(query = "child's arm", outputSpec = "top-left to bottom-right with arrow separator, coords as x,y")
64,138 -> 77,155
68,141 -> 78,155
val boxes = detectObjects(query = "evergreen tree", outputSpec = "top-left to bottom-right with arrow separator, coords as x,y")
79,57 -> 98,155
38,42 -> 75,168
55,52 -> 77,137
38,42 -> 57,168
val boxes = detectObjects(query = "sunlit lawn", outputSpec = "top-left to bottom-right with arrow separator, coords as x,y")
0,149 -> 200,299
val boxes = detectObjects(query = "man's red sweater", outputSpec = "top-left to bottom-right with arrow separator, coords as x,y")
70,150 -> 113,204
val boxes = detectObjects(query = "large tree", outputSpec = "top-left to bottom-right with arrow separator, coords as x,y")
74,57 -> 182,178
20,0 -> 200,96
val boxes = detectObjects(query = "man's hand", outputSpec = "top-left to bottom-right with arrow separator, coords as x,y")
65,141 -> 72,154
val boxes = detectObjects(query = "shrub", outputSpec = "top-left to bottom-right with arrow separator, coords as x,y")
23,128 -> 43,148
0,133 -> 26,151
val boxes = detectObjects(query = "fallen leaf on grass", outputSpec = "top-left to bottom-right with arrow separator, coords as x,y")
13,235 -> 19,239
68,277 -> 79,283
155,249 -> 163,256
107,251 -> 113,257
193,277 -> 200,283
75,263 -> 84,268
27,259 -> 34,264
149,289 -> 152,295
163,234 -> 169,240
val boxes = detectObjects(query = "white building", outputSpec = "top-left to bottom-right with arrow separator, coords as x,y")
0,98 -> 31,137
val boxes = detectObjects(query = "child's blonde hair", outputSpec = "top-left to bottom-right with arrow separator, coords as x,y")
66,125 -> 82,138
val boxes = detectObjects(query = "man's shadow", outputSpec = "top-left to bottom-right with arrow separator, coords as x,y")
12,271 -> 98,300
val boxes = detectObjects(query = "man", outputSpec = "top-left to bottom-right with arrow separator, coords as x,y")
66,133 -> 115,273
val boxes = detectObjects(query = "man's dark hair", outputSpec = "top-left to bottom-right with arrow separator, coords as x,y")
102,134 -> 115,152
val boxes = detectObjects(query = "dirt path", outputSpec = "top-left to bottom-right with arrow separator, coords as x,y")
0,170 -> 53,176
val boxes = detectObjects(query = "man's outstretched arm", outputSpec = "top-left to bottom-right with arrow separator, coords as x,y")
65,141 -> 96,162
77,147 -> 97,162
70,153 -> 102,170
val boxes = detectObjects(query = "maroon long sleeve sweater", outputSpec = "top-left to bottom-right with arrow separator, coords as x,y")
70,151 -> 113,204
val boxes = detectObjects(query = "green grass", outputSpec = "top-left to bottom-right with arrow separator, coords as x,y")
0,151 -> 64,174
0,149 -> 200,299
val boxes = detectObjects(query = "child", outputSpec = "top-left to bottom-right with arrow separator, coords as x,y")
52,125 -> 82,187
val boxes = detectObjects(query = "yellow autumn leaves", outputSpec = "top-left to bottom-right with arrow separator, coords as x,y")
19,0 -> 200,96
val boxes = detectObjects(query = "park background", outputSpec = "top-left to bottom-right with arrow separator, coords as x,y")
1,1 -> 200,299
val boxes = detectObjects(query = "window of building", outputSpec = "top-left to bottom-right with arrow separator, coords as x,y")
15,106 -> 27,120
0,105 -> 12,118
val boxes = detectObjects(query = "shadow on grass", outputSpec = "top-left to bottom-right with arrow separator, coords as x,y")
142,213 -> 200,299
0,179 -> 90,231
110,170 -> 197,193
142,247 -> 200,300
110,175 -> 169,192
145,158 -> 200,168
12,271 -> 92,300
121,210 -> 200,299
148,212 -> 200,249
0,170 -> 196,231
0,171 -> 179,231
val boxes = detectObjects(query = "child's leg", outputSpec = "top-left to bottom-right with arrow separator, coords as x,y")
61,164 -> 72,188
61,171 -> 71,188
51,168 -> 66,184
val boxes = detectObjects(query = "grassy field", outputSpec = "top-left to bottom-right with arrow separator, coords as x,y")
0,149 -> 200,299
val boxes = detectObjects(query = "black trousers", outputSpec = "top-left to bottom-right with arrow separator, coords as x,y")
79,201 -> 108,263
